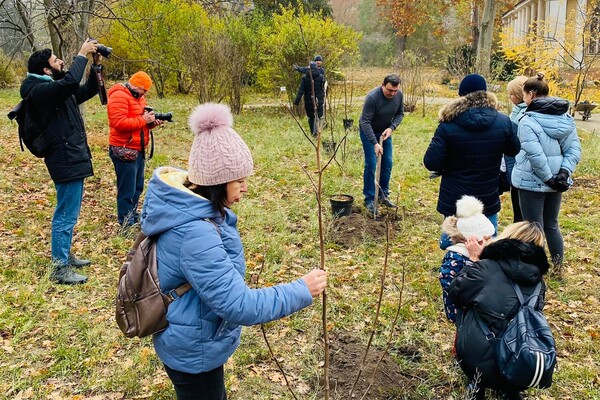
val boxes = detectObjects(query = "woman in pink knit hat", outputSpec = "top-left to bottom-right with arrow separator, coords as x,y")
140,103 -> 326,399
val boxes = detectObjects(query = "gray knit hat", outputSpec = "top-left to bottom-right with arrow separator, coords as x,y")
187,103 -> 253,186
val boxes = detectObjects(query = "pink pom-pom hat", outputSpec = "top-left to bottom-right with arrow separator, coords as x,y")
187,103 -> 253,186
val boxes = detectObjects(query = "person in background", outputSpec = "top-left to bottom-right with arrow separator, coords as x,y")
504,75 -> 529,222
140,103 -> 327,400
294,54 -> 326,80
20,39 -> 102,285
359,74 -> 404,215
438,195 -> 494,323
512,73 -> 581,272
107,71 -> 164,228
293,61 -> 325,136
449,221 -> 549,400
424,73 -> 520,235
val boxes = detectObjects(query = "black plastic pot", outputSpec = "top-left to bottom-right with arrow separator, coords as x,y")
330,194 -> 354,217
343,118 -> 354,130
323,140 -> 336,154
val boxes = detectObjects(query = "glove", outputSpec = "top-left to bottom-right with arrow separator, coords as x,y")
556,168 -> 570,183
293,101 -> 300,106
545,176 -> 569,192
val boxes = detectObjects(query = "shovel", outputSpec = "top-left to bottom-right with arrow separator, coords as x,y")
372,136 -> 384,220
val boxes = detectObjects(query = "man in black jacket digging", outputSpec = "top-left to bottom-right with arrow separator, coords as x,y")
20,39 -> 102,284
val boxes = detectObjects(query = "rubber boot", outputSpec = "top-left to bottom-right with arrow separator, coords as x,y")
50,265 -> 88,285
68,253 -> 91,268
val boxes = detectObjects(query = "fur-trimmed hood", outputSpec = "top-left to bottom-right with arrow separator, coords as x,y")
480,239 -> 550,284
438,90 -> 500,130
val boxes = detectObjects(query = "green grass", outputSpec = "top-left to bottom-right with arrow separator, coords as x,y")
1,78 -> 600,400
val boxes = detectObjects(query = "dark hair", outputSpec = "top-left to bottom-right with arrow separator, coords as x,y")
383,74 -> 401,86
184,177 -> 228,216
27,49 -> 52,75
523,73 -> 549,97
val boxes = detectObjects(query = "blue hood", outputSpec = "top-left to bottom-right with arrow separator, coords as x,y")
141,166 -> 222,236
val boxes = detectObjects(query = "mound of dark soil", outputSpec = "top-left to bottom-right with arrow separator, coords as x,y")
325,332 -> 420,399
328,206 -> 399,248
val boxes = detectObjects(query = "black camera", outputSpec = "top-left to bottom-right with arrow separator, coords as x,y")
144,107 -> 173,122
97,44 -> 112,58
89,38 -> 112,58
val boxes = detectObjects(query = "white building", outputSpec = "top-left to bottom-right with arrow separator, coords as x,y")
502,0 -> 600,63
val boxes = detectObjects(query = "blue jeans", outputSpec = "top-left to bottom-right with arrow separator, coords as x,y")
110,148 -> 145,226
52,179 -> 84,265
360,129 -> 393,203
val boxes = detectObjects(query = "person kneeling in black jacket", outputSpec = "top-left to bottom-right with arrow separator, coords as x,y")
449,221 -> 549,400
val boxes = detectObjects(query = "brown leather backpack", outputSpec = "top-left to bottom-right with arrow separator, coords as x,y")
115,233 -> 191,338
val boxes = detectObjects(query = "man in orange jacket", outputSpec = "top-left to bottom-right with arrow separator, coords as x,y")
107,71 -> 163,227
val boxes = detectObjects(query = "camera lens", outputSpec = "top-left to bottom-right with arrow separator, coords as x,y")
97,44 -> 112,58
154,112 -> 173,122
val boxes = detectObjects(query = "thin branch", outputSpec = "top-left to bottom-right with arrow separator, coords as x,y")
255,256 -> 300,400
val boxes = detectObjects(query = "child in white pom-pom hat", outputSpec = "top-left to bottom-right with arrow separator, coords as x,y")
438,195 -> 495,323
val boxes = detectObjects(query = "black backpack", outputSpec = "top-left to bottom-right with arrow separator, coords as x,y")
477,281 -> 557,389
7,97 -> 49,158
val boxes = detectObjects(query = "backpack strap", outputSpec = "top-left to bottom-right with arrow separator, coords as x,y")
475,281 -> 542,341
511,281 -> 542,308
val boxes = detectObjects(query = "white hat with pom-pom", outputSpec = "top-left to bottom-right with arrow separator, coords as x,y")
455,195 -> 495,239
187,103 -> 253,186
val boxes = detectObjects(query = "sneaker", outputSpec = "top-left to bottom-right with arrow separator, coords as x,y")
379,197 -> 396,208
68,253 -> 91,268
50,265 -> 88,285
365,201 -> 379,216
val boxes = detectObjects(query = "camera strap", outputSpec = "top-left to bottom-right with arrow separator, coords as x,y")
139,129 -> 154,161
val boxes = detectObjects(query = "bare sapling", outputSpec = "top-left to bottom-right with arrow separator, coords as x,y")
255,256 -> 300,400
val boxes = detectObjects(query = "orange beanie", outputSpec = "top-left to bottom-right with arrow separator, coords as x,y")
129,71 -> 152,91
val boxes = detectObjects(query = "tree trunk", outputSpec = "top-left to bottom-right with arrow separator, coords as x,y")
15,0 -> 37,50
471,0 -> 479,53
475,0 -> 497,78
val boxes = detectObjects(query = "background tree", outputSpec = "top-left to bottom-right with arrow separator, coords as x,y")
253,0 -> 333,17
258,5 -> 360,102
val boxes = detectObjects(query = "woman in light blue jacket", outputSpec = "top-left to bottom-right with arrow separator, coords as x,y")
512,74 -> 581,269
141,103 -> 326,399
504,76 -> 528,222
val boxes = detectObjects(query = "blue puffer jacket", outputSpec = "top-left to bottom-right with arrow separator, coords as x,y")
423,91 -> 520,217
504,102 -> 527,183
140,167 -> 313,374
512,97 -> 581,192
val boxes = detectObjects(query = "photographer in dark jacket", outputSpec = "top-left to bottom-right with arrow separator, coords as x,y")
20,39 -> 101,285
448,221 -> 550,400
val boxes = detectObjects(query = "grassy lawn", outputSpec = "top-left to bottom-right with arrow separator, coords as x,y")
0,73 -> 599,400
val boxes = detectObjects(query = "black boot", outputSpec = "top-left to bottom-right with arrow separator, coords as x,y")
500,390 -> 524,400
50,265 -> 88,285
68,253 -> 91,268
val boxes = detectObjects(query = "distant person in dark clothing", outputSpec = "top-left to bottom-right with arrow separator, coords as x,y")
294,55 -> 326,80
358,74 -> 404,215
20,39 -> 102,285
424,73 -> 520,233
293,61 -> 325,136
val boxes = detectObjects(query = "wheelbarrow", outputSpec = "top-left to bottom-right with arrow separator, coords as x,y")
574,101 -> 597,121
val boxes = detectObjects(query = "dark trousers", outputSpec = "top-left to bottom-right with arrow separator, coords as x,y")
306,103 -> 324,135
164,364 -> 227,400
109,148 -> 145,226
510,185 -> 523,223
519,189 -> 564,263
